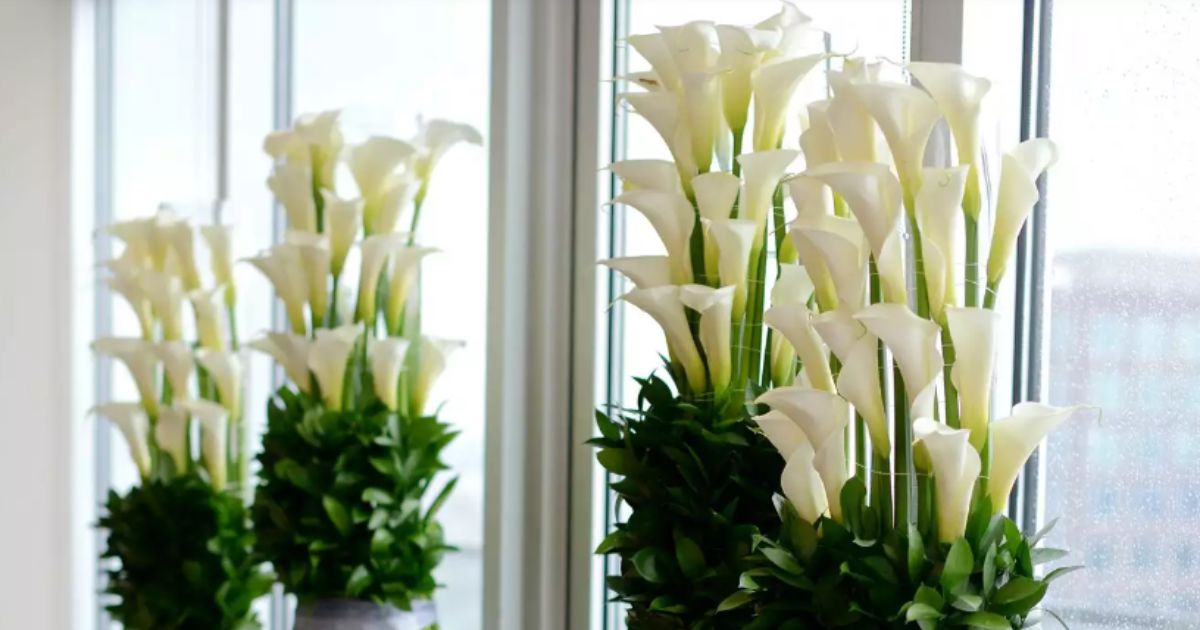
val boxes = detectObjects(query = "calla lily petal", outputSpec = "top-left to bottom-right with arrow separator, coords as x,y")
93,402 -> 152,478
800,100 -> 839,167
412,119 -> 483,183
628,32 -> 680,91
154,341 -> 194,402
751,55 -> 826,151
848,82 -> 941,196
247,244 -> 308,333
988,403 -> 1084,511
178,399 -> 229,490
916,166 -> 968,317
681,70 -> 722,173
267,162 -> 318,233
913,417 -> 980,542
622,92 -> 697,181
986,138 -> 1059,285
189,286 -> 229,351
907,62 -> 991,208
199,225 -> 235,300
692,171 -> 740,222
715,24 -> 780,133
386,246 -> 437,334
756,386 -> 849,449
600,256 -> 673,289
707,218 -> 756,319
92,337 -> 159,416
797,216 -> 868,311
412,336 -> 464,416
155,405 -> 190,472
609,159 -> 683,194
356,234 -> 405,323
811,308 -> 865,363
288,231 -> 331,324
763,302 -> 834,392
754,409 -> 807,458
835,333 -> 889,457
622,286 -> 706,392
106,268 -> 153,340
322,192 -> 363,277
307,324 -> 361,411
166,219 -> 202,291
854,303 -> 943,418
139,270 -> 185,341
786,175 -> 833,223
613,189 -> 695,283
370,172 -> 419,236
738,149 -> 799,234
248,333 -> 312,393
196,349 -> 242,419
804,162 -> 902,260
680,284 -> 735,394
781,438 -> 829,524
369,337 -> 412,411
347,136 -> 417,202
946,307 -> 1000,450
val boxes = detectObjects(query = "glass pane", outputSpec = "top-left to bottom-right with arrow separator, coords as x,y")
293,2 -> 491,627
1042,2 -> 1200,627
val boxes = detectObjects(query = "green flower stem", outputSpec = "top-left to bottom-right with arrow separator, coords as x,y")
312,177 -> 325,232
745,240 -> 769,386
964,215 -> 980,308
903,191 -> 930,319
854,413 -> 868,485
732,128 -> 744,178
329,277 -> 340,328
893,363 -> 913,527
406,187 -> 428,247
983,278 -> 1000,310
688,211 -> 709,286
871,452 -> 892,529
917,471 -> 934,534
941,325 -> 960,429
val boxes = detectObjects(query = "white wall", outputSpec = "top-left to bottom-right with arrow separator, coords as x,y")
0,0 -> 89,627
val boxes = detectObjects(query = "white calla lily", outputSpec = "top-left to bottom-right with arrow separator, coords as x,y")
386,246 -> 437,334
913,418 -> 980,542
946,307 -> 1000,450
600,256 -> 673,289
356,234 -> 405,324
199,225 -> 235,303
757,387 -> 852,521
715,24 -> 780,134
155,405 -> 190,471
267,162 -> 318,233
986,138 -> 1059,285
613,189 -> 695,284
738,149 -> 799,235
988,403 -> 1084,511
248,333 -> 312,392
848,82 -> 941,197
622,286 -> 706,392
106,268 -> 153,340
781,437 -> 829,524
681,71 -> 722,173
189,286 -> 229,351
347,135 -> 417,203
811,308 -> 865,362
139,270 -> 185,341
178,399 -> 230,490
855,303 -> 943,418
756,0 -> 819,59
106,218 -> 154,268
93,402 -> 152,477
800,100 -> 839,167
369,172 -> 419,236
907,62 -> 991,216
707,218 -> 756,319
680,284 -> 735,395
692,171 -> 740,222
368,337 -> 412,411
628,32 -> 680,91
768,264 -> 815,386
92,337 -> 159,415
247,244 -> 308,333
916,166 -> 968,317
763,302 -> 834,392
308,324 -> 361,410
288,231 -> 331,324
166,219 -> 202,290
196,349 -> 242,419
275,109 -> 343,189
609,159 -> 683,194
147,210 -> 179,272
826,67 -> 881,163
154,341 -> 194,401
659,20 -> 718,75
412,336 -> 464,416
797,216 -> 868,311
786,174 -> 833,222
835,333 -> 889,457
623,92 -> 697,182
412,119 -> 483,183
751,54 -> 826,151
754,410 -> 807,458
322,192 -> 362,277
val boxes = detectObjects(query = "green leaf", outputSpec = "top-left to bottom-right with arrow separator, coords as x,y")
322,495 -> 351,536
594,530 -> 631,555
941,538 -> 974,593
761,546 -> 805,575
1030,517 -> 1059,547
595,410 -> 621,441
596,448 -> 635,475
993,576 -> 1047,615
632,548 -> 669,584
983,544 -> 998,596
959,611 -> 1012,629
1031,547 -> 1069,565
346,565 -> 373,597
914,584 -> 944,610
908,523 -> 926,582
361,487 -> 394,506
1044,565 -> 1084,583
951,593 -> 983,612
905,602 -> 943,622
717,590 -> 754,613
424,476 -> 458,523
673,530 -> 706,579
840,477 -> 867,537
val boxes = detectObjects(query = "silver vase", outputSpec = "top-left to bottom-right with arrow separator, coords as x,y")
293,599 -> 437,630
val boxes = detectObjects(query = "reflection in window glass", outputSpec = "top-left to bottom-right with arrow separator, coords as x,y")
1042,2 -> 1200,627
294,2 -> 490,627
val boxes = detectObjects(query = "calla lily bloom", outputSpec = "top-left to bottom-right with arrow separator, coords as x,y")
988,403 -> 1083,511
93,402 -> 152,478
267,162 -> 318,233
139,270 -> 185,341
623,92 -> 696,182
681,71 -> 722,173
738,150 -> 799,236
166,219 -> 202,291
154,341 -> 194,401
659,20 -> 718,75
913,418 -> 980,542
781,437 -> 829,524
627,32 -> 680,91
179,399 -> 230,490
386,246 -> 437,334
707,219 -> 756,319
907,62 -> 991,216
800,100 -> 839,167
106,218 -> 154,269
599,256 -> 673,289
411,336 -> 464,416
147,210 -> 178,272
322,192 -> 362,277
946,307 -> 1000,450
811,308 -> 865,363
196,349 -> 241,419
92,337 -> 159,416
754,410 -> 807,458
796,215 -> 868,311
266,109 -> 343,190
751,54 -> 826,151
356,234 -> 405,324
155,405 -> 190,471
757,387 -> 851,520
623,286 -> 706,392
609,159 -> 683,194
248,332 -> 312,393
848,82 -> 941,199
855,303 -> 943,418
986,138 -> 1059,285
916,166 -> 968,318
613,189 -> 695,284
692,171 -> 740,222
412,119 -> 484,184
106,268 -> 153,340
370,172 -> 419,236
756,0 -> 819,59
768,265 -> 816,386
199,225 -> 236,304
680,285 -> 735,395
189,286 -> 228,351
288,231 -> 331,324
826,65 -> 882,163
835,333 -> 889,457
763,302 -> 834,392
308,324 -> 361,411
247,244 -> 308,333
368,337 -> 411,412
786,174 -> 832,222
715,24 -> 780,134
347,135 -> 417,205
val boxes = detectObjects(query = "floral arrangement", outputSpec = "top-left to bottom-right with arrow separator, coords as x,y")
93,210 -> 270,629
593,4 -> 1084,629
248,110 -> 479,616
